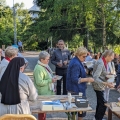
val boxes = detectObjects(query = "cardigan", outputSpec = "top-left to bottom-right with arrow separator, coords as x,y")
33,64 -> 54,95
92,58 -> 108,91
66,57 -> 86,96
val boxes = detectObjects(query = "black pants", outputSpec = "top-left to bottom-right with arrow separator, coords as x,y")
18,46 -> 23,52
94,90 -> 107,120
56,68 -> 67,95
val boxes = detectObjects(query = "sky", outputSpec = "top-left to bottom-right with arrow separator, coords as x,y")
6,0 -> 34,9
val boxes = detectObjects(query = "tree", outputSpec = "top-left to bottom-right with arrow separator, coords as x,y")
35,0 -> 120,51
0,0 -> 6,6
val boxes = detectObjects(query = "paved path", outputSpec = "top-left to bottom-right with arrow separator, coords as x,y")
23,51 -> 120,120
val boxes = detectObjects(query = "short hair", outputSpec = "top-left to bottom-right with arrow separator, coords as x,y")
39,51 -> 50,60
102,50 -> 114,58
75,47 -> 88,57
58,40 -> 64,43
5,46 -> 18,58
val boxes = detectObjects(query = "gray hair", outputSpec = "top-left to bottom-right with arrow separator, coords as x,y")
5,46 -> 18,58
39,51 -> 50,60
58,39 -> 64,43
102,50 -> 114,58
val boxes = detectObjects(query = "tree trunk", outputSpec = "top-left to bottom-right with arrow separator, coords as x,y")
102,4 -> 106,51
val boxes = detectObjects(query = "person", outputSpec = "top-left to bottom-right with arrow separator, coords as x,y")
92,50 -> 115,120
17,52 -> 28,68
18,40 -> 23,52
33,51 -> 57,95
12,45 -> 28,67
66,47 -> 94,120
0,57 -> 38,116
93,54 -> 99,64
0,46 -> 18,80
0,48 -> 4,63
85,52 -> 93,62
116,55 -> 120,88
51,40 -> 71,95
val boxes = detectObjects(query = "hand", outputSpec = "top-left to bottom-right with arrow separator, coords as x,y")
107,83 -> 114,88
57,62 -> 63,67
117,84 -> 120,89
63,61 -> 68,65
52,77 -> 57,83
87,78 -> 94,83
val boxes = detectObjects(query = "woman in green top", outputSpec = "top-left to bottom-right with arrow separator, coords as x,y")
33,51 -> 57,95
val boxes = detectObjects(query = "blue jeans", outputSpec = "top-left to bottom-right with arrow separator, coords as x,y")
116,74 -> 120,88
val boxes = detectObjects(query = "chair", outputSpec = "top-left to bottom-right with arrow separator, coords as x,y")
0,114 -> 37,120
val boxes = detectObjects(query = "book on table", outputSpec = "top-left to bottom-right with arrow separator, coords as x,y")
40,100 -> 64,111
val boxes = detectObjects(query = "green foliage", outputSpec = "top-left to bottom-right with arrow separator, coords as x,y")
0,0 -> 120,51
0,2 -> 33,49
35,0 -> 120,50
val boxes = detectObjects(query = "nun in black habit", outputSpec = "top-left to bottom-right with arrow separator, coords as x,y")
0,57 -> 38,116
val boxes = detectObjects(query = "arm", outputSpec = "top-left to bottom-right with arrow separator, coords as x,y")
70,63 -> 80,84
27,77 -> 38,101
51,51 -> 57,65
34,69 -> 52,87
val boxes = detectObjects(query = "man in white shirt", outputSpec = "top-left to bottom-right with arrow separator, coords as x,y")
0,46 -> 18,79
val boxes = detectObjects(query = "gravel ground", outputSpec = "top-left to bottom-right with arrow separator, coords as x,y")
24,52 -> 120,120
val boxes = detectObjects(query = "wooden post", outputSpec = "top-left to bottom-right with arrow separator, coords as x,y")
108,108 -> 112,120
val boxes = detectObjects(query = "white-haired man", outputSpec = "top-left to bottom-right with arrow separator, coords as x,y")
51,40 -> 71,95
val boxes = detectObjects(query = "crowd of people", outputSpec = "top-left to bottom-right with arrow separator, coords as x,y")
0,40 -> 120,120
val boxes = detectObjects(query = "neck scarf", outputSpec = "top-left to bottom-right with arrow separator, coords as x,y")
5,57 -> 11,62
37,60 -> 53,78
102,57 -> 107,70
0,57 -> 25,105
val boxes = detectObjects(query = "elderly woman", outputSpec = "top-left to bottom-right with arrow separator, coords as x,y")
92,50 -> 114,120
66,47 -> 94,120
0,46 -> 18,80
0,57 -> 37,116
0,48 -> 4,63
34,51 -> 57,95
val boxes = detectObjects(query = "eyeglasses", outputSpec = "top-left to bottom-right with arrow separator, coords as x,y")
82,56 -> 87,58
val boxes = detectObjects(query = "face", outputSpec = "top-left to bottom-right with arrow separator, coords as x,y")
41,56 -> 50,64
58,41 -> 65,50
78,53 -> 87,62
0,49 -> 2,56
20,65 -> 25,72
105,53 -> 114,62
